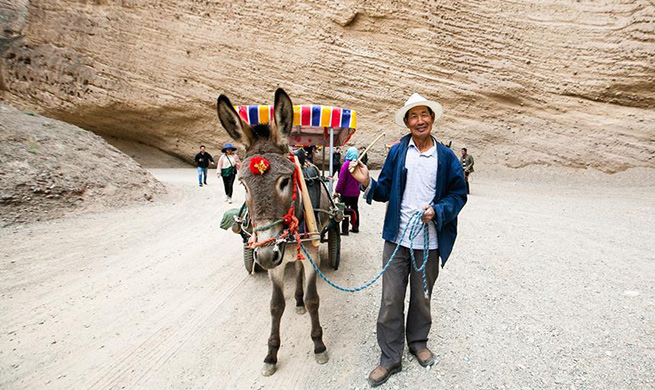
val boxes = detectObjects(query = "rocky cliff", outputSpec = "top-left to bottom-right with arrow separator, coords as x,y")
1,0 -> 654,172
0,103 -> 165,226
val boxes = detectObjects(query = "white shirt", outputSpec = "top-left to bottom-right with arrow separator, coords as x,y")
396,138 -> 439,250
219,154 -> 238,169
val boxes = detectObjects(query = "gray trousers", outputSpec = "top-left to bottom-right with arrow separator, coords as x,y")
377,241 -> 440,368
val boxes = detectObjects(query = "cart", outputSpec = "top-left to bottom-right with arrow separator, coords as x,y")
230,104 -> 358,273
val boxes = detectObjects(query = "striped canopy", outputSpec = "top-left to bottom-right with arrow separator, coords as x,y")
234,104 -> 357,147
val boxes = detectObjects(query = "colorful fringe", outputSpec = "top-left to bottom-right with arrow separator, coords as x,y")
234,105 -> 357,129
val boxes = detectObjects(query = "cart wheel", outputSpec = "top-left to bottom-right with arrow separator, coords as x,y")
244,244 -> 263,273
328,227 -> 341,270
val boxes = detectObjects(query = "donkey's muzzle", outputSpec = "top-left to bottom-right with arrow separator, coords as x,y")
253,243 -> 285,269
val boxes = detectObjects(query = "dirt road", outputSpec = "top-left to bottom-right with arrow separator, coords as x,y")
1,167 -> 654,390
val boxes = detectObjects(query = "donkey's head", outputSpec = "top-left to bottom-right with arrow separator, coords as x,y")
216,88 -> 297,270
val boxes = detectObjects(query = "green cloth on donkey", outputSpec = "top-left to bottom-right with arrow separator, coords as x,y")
220,208 -> 242,230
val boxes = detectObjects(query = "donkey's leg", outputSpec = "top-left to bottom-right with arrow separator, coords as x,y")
294,261 -> 306,314
262,265 -> 286,377
303,248 -> 328,364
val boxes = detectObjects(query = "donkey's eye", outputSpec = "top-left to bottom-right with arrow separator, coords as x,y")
279,178 -> 290,190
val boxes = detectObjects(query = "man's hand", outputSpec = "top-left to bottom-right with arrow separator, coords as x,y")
349,160 -> 370,188
421,205 -> 435,223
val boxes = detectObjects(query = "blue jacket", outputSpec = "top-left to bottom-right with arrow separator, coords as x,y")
365,134 -> 467,266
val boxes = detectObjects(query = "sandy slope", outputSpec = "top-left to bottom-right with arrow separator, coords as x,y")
0,167 -> 654,390
0,104 -> 166,227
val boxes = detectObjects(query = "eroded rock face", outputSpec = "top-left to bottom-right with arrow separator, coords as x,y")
1,0 -> 654,172
0,103 -> 165,226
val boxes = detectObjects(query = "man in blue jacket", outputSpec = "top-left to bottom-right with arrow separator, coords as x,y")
349,93 -> 467,387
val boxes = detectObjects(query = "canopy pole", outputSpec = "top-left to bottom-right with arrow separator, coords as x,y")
328,127 -> 334,194
321,142 -> 326,179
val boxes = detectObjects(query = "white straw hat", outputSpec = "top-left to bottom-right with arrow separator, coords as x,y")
394,93 -> 443,127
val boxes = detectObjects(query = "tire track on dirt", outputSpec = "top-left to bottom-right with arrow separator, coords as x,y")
1,170 -> 236,389
84,269 -> 248,390
0,187 -> 191,334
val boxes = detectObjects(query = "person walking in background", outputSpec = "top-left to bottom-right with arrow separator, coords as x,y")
460,147 -> 474,195
335,147 -> 361,233
303,145 -> 316,165
293,148 -> 308,166
194,145 -> 214,187
331,147 -> 342,176
218,143 -> 241,203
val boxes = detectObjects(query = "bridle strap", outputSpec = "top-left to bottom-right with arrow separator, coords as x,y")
247,153 -> 304,260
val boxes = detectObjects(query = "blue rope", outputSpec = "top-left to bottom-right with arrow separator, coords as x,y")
301,210 -> 432,298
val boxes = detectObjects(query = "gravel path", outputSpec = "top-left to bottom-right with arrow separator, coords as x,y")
1,167 -> 653,390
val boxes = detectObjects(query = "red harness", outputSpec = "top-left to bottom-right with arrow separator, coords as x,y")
247,153 -> 305,260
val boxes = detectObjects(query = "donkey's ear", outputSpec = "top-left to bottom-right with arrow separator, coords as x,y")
216,94 -> 254,147
273,88 -> 294,138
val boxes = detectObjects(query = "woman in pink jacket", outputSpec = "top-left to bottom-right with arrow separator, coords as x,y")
335,147 -> 361,233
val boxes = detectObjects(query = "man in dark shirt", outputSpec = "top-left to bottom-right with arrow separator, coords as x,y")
331,147 -> 342,176
194,145 -> 214,187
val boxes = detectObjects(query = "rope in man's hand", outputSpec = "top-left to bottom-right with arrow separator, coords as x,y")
302,209 -> 433,298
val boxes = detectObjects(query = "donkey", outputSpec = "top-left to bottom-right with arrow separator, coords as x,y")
216,88 -> 331,376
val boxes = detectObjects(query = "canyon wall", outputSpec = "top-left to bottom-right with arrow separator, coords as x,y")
1,0 -> 654,172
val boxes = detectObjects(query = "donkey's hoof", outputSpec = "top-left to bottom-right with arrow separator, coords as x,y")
261,363 -> 276,377
295,306 -> 306,315
315,350 -> 329,364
